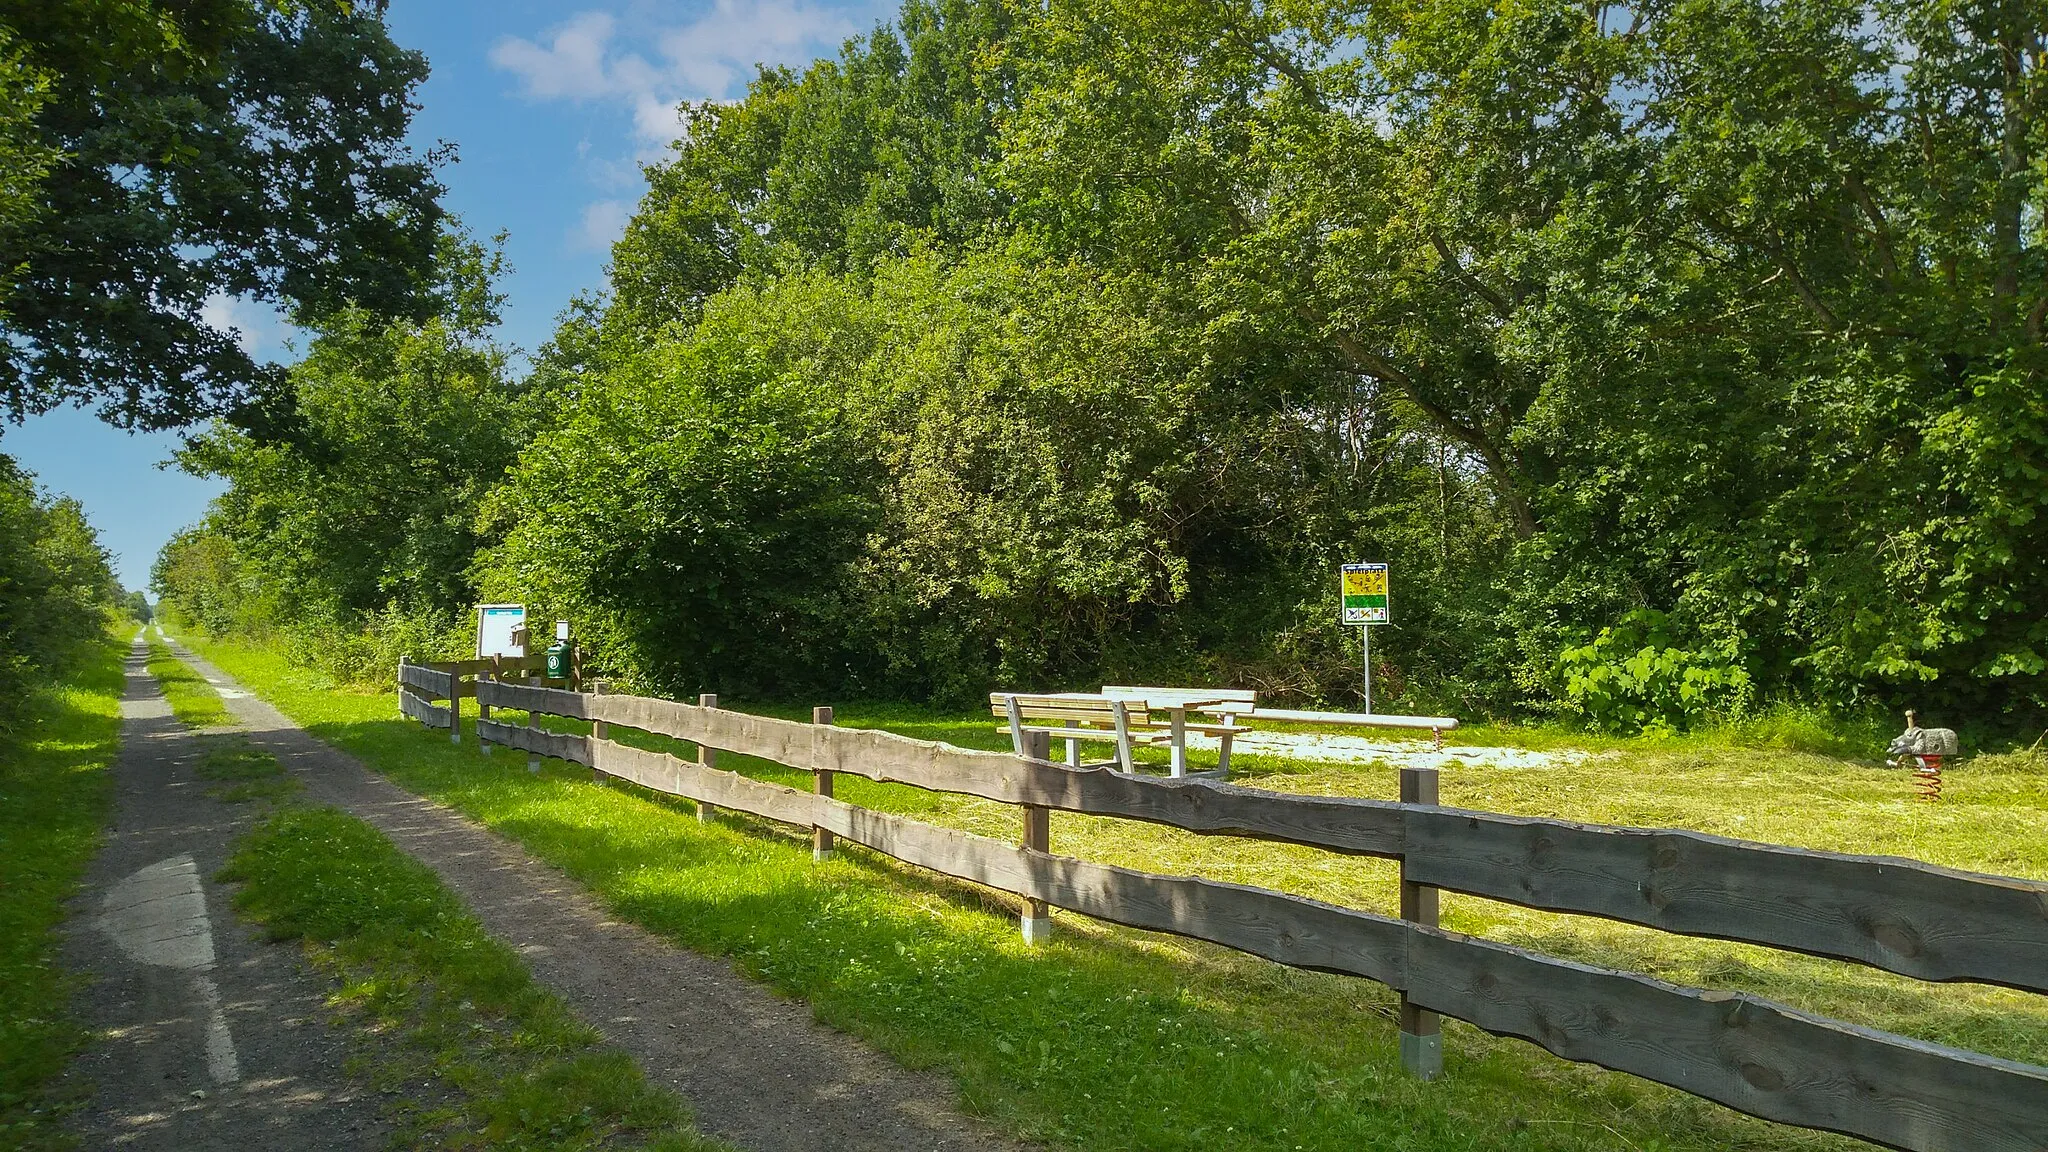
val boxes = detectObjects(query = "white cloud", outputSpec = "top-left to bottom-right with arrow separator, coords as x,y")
199,294 -> 293,361
492,3 -> 862,150
572,199 -> 634,253
489,13 -> 637,101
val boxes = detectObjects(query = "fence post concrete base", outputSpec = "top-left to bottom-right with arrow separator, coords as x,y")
1400,1030 -> 1442,1081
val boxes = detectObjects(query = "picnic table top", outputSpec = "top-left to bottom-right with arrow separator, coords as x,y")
1024,689 -> 1243,712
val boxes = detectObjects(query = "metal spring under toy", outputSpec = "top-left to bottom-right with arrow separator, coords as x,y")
1912,754 -> 1943,802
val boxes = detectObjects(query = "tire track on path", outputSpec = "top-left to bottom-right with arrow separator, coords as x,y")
61,636 -> 384,1151
164,640 -> 1027,1152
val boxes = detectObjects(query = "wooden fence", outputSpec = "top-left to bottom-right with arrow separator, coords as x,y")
396,654 -> 556,741
396,663 -> 2048,1152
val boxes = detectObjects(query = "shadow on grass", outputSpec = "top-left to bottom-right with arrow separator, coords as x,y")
272,702 -> 1885,1152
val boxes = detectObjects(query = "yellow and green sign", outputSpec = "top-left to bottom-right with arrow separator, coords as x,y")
1341,563 -> 1389,625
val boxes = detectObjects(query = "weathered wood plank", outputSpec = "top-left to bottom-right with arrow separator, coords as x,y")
476,679 -> 592,719
561,731 -> 2048,1151
1404,928 -> 2048,1152
477,718 -> 590,765
398,685 -> 453,729
474,685 -> 2048,995
427,656 -> 549,676
592,738 -> 817,827
398,663 -> 454,698
1403,808 -> 2048,995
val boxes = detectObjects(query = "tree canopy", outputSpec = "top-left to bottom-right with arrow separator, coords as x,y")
0,0 -> 446,431
157,0 -> 2048,728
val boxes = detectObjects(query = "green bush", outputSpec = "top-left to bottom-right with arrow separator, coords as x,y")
0,454 -> 116,728
1556,610 -> 1752,735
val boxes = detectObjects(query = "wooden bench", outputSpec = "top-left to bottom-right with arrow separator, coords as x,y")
1101,686 -> 1257,775
990,694 -> 1170,773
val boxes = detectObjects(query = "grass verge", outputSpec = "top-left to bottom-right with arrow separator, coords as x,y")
195,736 -> 299,804
182,636 -> 2048,1151
222,803 -> 725,1151
0,630 -> 125,1150
144,630 -> 234,728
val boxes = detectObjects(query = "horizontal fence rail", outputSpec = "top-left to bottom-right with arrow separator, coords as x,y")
410,667 -> 2048,1151
478,681 -> 2048,995
396,687 -> 452,729
397,663 -> 454,699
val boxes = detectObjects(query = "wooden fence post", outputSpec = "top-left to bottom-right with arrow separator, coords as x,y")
590,675 -> 606,783
1021,729 -> 1052,944
448,664 -> 462,746
479,654 -> 497,755
527,671 -> 542,774
1400,763 -> 1443,1081
812,706 -> 835,861
697,693 -> 718,822
397,656 -> 408,717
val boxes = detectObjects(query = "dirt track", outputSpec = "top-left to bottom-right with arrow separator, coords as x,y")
61,636 -> 384,1150
163,639 -> 1024,1152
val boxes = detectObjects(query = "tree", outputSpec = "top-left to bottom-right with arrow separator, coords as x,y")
174,233 -> 528,632
0,0 -> 447,431
0,453 -> 117,726
608,0 -> 1018,334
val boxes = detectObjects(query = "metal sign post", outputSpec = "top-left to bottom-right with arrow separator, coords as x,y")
1362,622 -> 1373,715
1340,563 -> 1389,715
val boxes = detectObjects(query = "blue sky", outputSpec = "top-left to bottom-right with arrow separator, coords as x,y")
2,0 -> 888,590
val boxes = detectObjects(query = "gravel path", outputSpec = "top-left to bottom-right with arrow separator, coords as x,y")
165,640 -> 1026,1152
60,636 -> 385,1150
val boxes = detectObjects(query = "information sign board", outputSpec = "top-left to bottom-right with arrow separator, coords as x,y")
477,603 -> 528,659
1340,563 -> 1389,625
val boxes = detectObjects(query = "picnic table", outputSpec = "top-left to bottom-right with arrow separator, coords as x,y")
994,685 -> 1463,779
1098,686 -> 1256,776
991,688 -> 1254,778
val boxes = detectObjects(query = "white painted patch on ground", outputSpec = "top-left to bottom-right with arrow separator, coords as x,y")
1186,730 -> 1594,771
202,677 -> 249,700
97,855 -> 242,1084
195,973 -> 241,1084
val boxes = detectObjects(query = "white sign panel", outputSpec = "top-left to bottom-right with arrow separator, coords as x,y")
476,604 -> 527,659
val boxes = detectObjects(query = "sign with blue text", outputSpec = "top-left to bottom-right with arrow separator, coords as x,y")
476,603 -> 528,659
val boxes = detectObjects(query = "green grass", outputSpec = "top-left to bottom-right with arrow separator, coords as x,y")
194,736 -> 299,804
144,630 -> 234,728
222,803 -> 725,1151
187,635 -> 2048,1152
0,629 -> 125,1150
